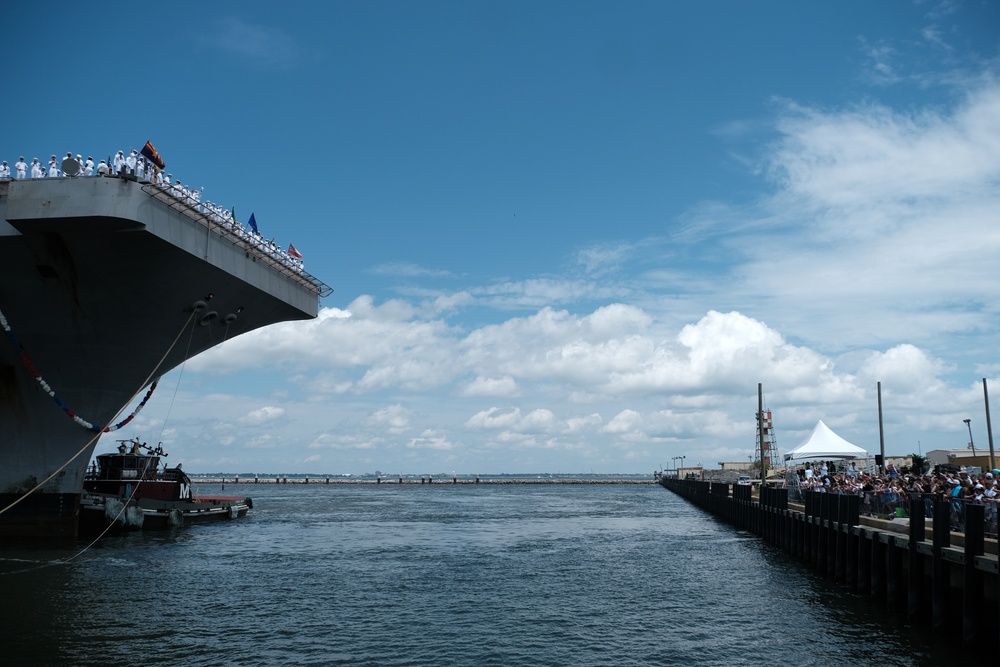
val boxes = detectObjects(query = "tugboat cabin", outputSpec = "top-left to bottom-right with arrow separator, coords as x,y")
85,439 -> 193,501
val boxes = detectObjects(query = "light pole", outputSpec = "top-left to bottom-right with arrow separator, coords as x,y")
964,418 -> 976,457
678,455 -> 686,477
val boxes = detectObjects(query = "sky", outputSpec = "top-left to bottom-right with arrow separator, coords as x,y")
4,1 -> 1000,475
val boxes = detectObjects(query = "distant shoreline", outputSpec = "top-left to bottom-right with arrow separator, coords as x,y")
194,476 -> 657,485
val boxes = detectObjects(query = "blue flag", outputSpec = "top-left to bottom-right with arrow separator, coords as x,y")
248,213 -> 258,234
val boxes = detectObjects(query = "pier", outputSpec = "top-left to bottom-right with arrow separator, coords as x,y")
660,477 -> 1000,643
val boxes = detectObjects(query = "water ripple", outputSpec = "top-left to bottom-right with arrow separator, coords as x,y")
2,484 -> 953,666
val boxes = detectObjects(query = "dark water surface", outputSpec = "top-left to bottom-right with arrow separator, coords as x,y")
2,484 -> 951,666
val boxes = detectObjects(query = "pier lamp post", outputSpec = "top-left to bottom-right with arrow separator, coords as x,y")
964,418 -> 976,457
679,455 -> 686,477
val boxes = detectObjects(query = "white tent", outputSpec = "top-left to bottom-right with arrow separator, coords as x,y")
783,420 -> 869,461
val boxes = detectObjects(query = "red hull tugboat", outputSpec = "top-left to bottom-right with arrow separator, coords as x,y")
80,438 -> 252,533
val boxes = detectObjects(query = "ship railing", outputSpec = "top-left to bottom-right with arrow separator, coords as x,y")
140,183 -> 333,298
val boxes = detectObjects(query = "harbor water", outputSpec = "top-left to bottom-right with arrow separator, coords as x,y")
2,483 -> 952,666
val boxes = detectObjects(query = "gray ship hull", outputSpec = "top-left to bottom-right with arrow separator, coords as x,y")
0,176 -> 324,537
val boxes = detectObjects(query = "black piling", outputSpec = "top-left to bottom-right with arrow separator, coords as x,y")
964,503 -> 985,642
932,497 -> 951,631
908,493 -> 927,624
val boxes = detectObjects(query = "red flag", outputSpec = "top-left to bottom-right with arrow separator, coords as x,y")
287,243 -> 303,259
140,140 -> 165,169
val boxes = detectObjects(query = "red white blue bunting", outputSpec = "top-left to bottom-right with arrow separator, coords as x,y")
0,307 -> 159,432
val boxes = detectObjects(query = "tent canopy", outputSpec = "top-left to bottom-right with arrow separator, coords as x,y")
783,420 -> 869,461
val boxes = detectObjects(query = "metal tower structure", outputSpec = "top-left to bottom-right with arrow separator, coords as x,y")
756,409 -> 781,471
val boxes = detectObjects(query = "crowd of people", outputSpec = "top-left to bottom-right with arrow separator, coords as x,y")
791,459 -> 1000,533
795,460 -> 999,500
1,148 -> 305,274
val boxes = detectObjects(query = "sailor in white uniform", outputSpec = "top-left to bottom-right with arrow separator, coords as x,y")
124,150 -> 136,175
83,157 -> 94,176
113,151 -> 125,175
14,157 -> 27,178
97,160 -> 109,176
30,158 -> 43,178
0,161 -> 9,179
48,156 -> 59,177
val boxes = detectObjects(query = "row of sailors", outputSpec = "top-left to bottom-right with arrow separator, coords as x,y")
1,154 -> 87,178
2,150 -> 185,185
160,181 -> 305,274
3,151 -> 211,222
1,151 -> 160,180
2,150 -> 208,214
1,152 -> 304,274
247,232 -> 305,273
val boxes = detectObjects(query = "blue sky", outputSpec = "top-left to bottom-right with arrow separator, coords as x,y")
4,2 -> 1000,474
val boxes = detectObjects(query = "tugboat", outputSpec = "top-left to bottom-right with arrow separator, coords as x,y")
80,438 -> 252,533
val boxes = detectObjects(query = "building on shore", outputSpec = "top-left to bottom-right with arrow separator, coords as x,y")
925,448 -> 997,471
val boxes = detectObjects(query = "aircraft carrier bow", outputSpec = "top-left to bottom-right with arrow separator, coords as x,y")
0,174 -> 329,538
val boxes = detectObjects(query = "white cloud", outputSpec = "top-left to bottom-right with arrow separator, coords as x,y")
460,376 -> 519,397
205,18 -> 311,69
858,344 -> 946,388
466,407 -> 522,430
603,409 -> 641,434
575,241 -> 635,275
369,262 -> 454,278
241,406 -> 285,425
309,433 -> 379,451
858,39 -> 899,85
367,405 -> 412,434
722,80 -> 1000,354
473,278 -> 627,309
407,430 -> 454,451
